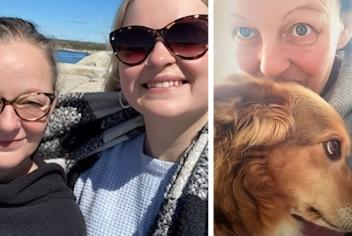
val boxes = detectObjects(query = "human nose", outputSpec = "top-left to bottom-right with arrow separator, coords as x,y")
0,105 -> 21,134
259,40 -> 290,79
147,41 -> 176,68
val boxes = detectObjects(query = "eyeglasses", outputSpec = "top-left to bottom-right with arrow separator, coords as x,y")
110,14 -> 208,66
0,92 -> 55,121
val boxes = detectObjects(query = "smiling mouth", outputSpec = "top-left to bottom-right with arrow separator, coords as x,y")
0,138 -> 24,144
0,140 -> 16,146
143,80 -> 188,89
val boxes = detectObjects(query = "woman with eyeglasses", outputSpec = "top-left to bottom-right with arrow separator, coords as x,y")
0,17 -> 86,235
40,0 -> 208,235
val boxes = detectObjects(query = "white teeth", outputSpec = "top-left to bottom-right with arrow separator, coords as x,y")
147,80 -> 183,88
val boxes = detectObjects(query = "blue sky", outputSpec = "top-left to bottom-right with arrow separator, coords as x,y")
0,0 -> 122,43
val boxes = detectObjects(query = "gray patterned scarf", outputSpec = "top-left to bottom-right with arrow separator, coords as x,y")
39,91 -> 208,235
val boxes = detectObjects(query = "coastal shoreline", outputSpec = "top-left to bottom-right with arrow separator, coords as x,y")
57,50 -> 112,94
53,38 -> 109,53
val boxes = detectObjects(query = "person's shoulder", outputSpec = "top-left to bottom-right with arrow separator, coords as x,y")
102,142 -> 124,158
103,132 -> 145,158
39,198 -> 86,236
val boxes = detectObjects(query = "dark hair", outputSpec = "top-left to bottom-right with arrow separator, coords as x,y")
0,17 -> 57,90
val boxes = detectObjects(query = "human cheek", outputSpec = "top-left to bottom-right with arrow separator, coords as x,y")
199,59 -> 208,100
291,42 -> 333,77
119,64 -> 142,99
192,65 -> 208,105
194,56 -> 208,89
235,46 -> 260,75
181,56 -> 208,93
187,57 -> 208,111
198,73 -> 208,110
22,122 -> 47,146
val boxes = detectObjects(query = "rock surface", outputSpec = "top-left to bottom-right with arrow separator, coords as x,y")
57,50 -> 112,93
78,51 -> 112,67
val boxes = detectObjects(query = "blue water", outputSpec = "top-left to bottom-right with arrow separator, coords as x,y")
55,49 -> 89,64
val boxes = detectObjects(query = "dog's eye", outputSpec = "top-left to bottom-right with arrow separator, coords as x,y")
323,140 -> 341,160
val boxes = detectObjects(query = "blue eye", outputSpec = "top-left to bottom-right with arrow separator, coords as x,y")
233,27 -> 257,39
291,23 -> 312,37
284,23 -> 318,45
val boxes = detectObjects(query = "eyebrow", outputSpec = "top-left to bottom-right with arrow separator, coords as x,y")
0,90 -> 52,100
283,4 -> 328,21
21,89 -> 50,95
231,12 -> 249,22
231,3 -> 328,22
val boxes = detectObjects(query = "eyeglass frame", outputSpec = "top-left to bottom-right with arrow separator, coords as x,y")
109,14 -> 209,66
0,92 -> 56,121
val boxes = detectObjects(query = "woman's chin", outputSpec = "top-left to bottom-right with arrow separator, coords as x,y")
138,103 -> 189,119
145,110 -> 186,119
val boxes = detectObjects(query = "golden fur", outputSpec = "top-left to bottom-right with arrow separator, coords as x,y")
214,75 -> 352,236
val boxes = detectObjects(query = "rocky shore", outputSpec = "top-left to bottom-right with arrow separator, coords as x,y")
57,50 -> 112,93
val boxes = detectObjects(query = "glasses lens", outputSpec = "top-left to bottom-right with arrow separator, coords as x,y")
111,26 -> 155,65
165,17 -> 208,58
15,93 -> 52,121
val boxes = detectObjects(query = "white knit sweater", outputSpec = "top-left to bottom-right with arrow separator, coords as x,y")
74,134 -> 177,236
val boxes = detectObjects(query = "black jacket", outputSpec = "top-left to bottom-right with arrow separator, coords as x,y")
0,155 -> 86,236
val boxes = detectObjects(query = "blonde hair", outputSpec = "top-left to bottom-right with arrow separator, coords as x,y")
105,0 -> 208,91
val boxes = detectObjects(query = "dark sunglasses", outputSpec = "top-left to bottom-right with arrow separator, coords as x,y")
110,14 -> 208,66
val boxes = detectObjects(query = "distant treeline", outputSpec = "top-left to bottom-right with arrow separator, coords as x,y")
53,39 -> 109,51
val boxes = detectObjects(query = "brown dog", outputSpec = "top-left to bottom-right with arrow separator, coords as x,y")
214,75 -> 352,236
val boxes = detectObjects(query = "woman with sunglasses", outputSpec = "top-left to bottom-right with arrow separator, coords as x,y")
0,17 -> 86,235
40,0 -> 208,235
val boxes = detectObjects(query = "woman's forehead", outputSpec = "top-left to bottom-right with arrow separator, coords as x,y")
232,0 -> 336,14
231,0 -> 340,26
123,0 -> 207,27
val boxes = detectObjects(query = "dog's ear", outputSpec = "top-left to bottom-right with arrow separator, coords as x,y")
215,76 -> 296,151
214,76 -> 297,235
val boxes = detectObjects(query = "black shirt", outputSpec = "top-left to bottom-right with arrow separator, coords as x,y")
0,155 -> 86,235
